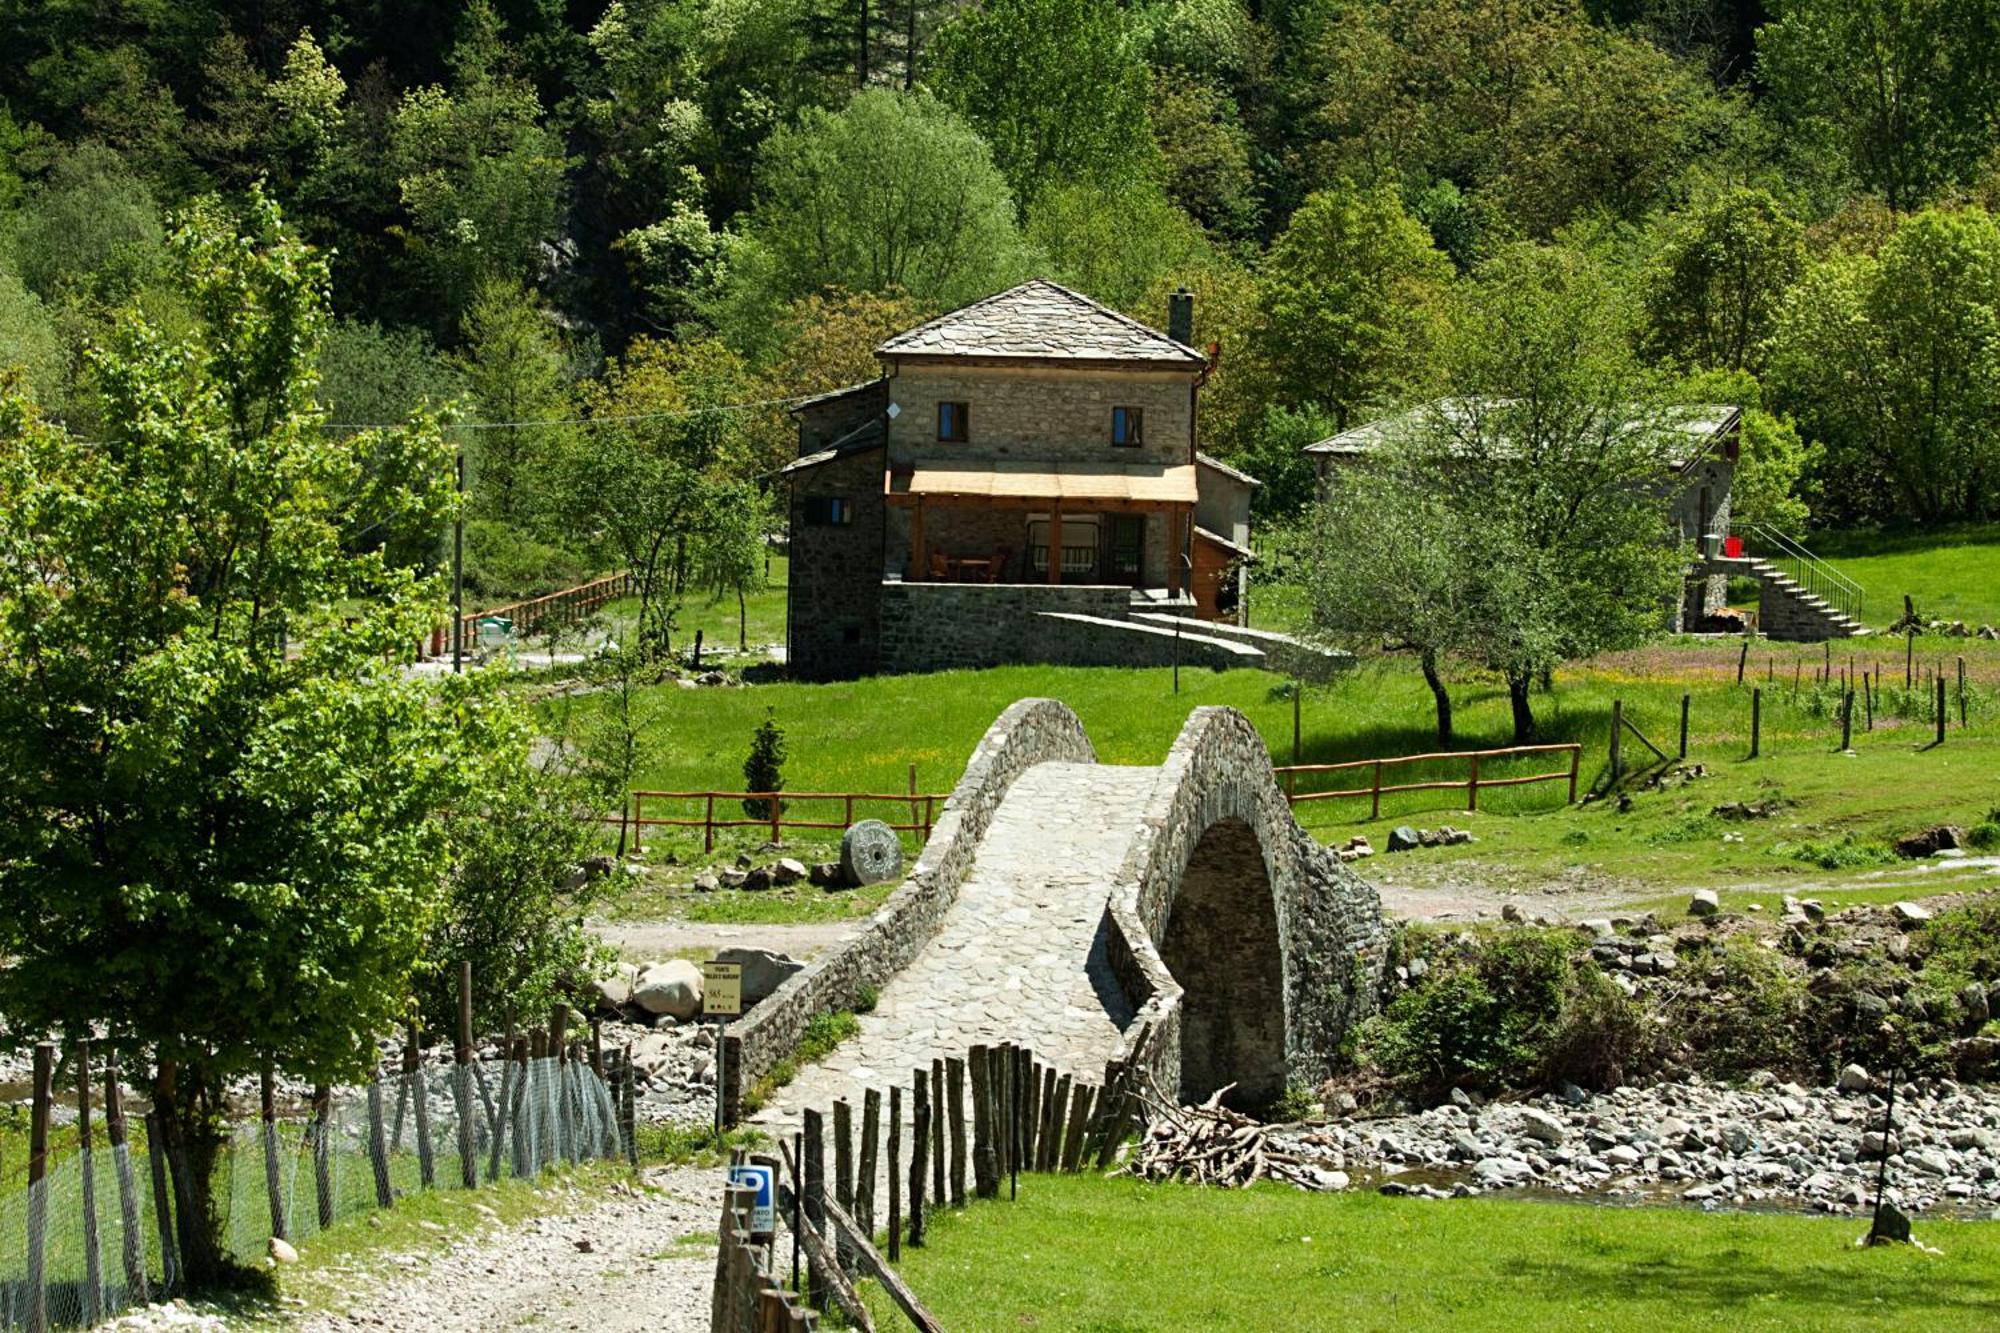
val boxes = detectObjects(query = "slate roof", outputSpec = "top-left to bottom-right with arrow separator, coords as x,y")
1305,398 -> 1741,470
787,379 -> 885,414
877,279 -> 1205,366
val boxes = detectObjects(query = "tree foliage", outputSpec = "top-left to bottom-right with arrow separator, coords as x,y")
0,190 -> 483,1282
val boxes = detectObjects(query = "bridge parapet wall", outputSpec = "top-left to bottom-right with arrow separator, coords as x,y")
721,697 -> 1094,1122
1107,706 -> 1388,1101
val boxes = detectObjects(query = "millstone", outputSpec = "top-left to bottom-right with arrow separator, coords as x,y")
839,819 -> 904,887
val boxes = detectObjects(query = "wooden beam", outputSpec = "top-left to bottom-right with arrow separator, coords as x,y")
1047,505 -> 1063,585
911,498 -> 926,581
820,1194 -> 944,1333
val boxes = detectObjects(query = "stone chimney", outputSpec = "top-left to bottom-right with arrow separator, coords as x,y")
1167,288 -> 1194,347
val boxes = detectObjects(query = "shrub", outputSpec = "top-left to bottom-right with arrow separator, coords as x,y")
1771,833 -> 1896,870
742,708 -> 787,819
1920,895 -> 2000,993
1361,928 -> 1575,1097
1967,810 -> 2000,851
1539,966 -> 1658,1090
1667,936 -> 1813,1080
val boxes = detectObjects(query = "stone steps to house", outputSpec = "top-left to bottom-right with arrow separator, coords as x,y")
1734,559 -> 1867,641
1126,613 -> 1352,680
1034,611 -> 1269,670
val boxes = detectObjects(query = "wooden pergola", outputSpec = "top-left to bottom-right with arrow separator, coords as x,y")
885,460 -> 1198,596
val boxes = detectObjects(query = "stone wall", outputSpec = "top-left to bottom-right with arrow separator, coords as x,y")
876,581 -> 1133,673
1031,613 -> 1264,672
883,361 -> 1198,471
720,698 -> 1095,1122
787,448 -> 887,680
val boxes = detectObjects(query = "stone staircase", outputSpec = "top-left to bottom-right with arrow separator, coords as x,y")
1031,607 -> 1352,676
1736,557 -> 1869,641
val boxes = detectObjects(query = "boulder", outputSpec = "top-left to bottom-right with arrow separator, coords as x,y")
1961,981 -> 1991,1029
719,868 -> 748,888
741,867 -> 773,891
592,963 -> 639,1013
840,820 -> 905,887
771,857 -> 808,886
1891,900 -> 1933,924
1837,1063 -> 1872,1093
268,1236 -> 299,1265
808,862 -> 842,887
1868,1201 -> 1913,1244
692,872 -> 720,893
632,960 -> 703,1019
1387,825 -> 1421,853
1342,836 -> 1374,858
1687,889 -> 1721,917
1894,826 -> 1963,859
713,946 -> 805,1007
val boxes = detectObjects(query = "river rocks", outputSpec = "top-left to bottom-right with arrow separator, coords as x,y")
592,963 -> 639,1013
839,819 -> 904,886
1516,1107 -> 1567,1146
1687,889 -> 1720,917
1838,1063 -> 1872,1092
712,946 -> 804,1006
632,960 -> 703,1019
771,857 -> 808,886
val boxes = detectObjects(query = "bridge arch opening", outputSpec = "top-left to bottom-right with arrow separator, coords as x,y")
1160,816 -> 1286,1109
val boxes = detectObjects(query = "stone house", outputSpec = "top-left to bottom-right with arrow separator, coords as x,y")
781,280 -> 1263,680
1303,399 -> 1741,629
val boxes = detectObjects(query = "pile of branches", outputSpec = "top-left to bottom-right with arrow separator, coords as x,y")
1120,1080 -> 1341,1191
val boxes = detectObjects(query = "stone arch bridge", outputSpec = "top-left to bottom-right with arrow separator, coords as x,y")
725,698 -> 1388,1129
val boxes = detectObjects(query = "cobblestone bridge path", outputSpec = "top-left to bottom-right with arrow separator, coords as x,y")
751,760 -> 1154,1147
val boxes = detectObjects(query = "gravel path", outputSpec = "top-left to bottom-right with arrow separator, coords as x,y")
289,1165 -> 723,1333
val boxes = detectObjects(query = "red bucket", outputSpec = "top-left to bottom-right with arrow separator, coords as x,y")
1722,535 -> 1744,558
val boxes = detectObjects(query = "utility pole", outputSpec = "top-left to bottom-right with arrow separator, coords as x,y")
452,450 -> 465,674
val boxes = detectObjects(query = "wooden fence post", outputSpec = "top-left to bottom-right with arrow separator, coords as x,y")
27,1041 -> 49,1333
1841,691 -> 1854,752
458,961 -> 477,1188
1018,1056 -> 1039,1180
144,1108 -> 179,1291
77,1042 -> 103,1326
1039,1073 -> 1067,1172
310,1086 -> 333,1230
1609,700 -> 1624,778
1567,745 -> 1580,804
946,1057 -> 967,1207
1061,1083 -> 1093,1173
1937,677 -> 1947,746
1736,637 -> 1749,684
967,1046 -> 994,1198
261,1057 -> 286,1242
832,1098 -> 854,1263
104,1053 -> 149,1305
1679,694 -> 1690,760
803,1108 -> 827,1307
409,1025 -> 436,1188
1864,672 -> 1875,731
367,1072 -> 394,1208
1370,759 -> 1383,821
857,1088 -> 880,1236
1959,657 -> 1968,728
1750,688 -> 1762,759
909,1069 -> 930,1248
930,1057 -> 946,1206
887,1087 -> 902,1264
1466,752 -> 1480,812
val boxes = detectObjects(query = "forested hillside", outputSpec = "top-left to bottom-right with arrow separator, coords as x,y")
2,0 -> 1997,601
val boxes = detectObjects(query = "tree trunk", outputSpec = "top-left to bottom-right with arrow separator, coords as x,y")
1419,648 -> 1453,747
153,1061 -> 230,1288
1507,671 -> 1536,745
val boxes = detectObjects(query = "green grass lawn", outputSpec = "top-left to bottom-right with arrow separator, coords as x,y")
863,1174 -> 2000,1332
588,638 -> 2000,910
1812,524 -> 2000,629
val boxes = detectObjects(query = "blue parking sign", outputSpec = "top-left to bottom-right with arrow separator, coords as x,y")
729,1163 -> 776,1239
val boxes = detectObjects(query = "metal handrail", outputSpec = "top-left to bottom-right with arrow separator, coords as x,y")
1737,523 -> 1864,621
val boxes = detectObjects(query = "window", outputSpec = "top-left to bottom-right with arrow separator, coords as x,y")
1112,406 -> 1143,447
938,401 -> 968,442
803,496 -> 853,526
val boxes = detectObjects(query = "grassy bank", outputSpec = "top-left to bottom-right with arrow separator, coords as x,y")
864,1173 -> 2000,1331
587,639 -> 2000,909
1812,525 -> 2000,629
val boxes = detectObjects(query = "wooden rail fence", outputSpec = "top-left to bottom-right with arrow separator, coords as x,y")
632,788 -> 948,853
428,571 -> 635,656
1273,742 -> 1582,818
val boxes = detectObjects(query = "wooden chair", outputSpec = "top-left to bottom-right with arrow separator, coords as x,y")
928,552 -> 951,581
986,551 -> 1009,583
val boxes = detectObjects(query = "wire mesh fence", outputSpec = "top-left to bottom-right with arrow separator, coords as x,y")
0,1049 -> 636,1330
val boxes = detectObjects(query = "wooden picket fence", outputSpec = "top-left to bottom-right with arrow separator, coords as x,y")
632,785 -> 947,853
712,1036 -> 1146,1332
427,571 -> 635,657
